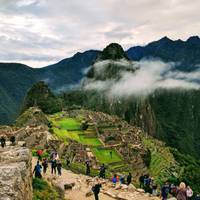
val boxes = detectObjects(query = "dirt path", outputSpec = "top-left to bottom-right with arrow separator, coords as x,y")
32,157 -> 115,200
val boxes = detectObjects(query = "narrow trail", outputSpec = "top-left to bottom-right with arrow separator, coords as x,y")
32,157 -> 115,200
32,157 -> 159,200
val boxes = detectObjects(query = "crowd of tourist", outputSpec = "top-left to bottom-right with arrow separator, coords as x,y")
28,149 -> 200,200
138,173 -> 200,200
33,150 -> 63,179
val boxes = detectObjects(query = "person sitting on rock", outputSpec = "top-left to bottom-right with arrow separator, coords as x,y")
99,164 -> 106,178
0,136 -> 6,148
127,172 -> 132,185
57,160 -> 62,176
42,158 -> 48,174
51,158 -> 57,175
92,178 -> 102,200
33,160 -> 42,178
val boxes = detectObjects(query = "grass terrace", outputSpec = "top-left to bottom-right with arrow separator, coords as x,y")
92,147 -> 122,164
52,118 -> 81,130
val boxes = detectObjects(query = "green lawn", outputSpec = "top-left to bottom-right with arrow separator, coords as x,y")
52,118 -> 81,130
92,148 -> 122,164
52,128 -> 101,146
79,135 -> 102,146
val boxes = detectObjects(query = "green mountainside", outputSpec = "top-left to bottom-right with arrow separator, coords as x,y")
62,43 -> 200,162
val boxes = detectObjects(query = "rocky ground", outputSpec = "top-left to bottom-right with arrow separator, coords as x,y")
32,157 -> 159,200
0,145 -> 32,200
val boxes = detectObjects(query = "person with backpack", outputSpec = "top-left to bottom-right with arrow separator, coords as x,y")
0,136 -> 6,148
51,158 -> 57,175
33,160 -> 42,178
127,172 -> 132,185
92,178 -> 102,200
57,160 -> 62,176
161,182 -> 170,200
176,182 -> 187,200
186,186 -> 193,199
42,158 -> 48,174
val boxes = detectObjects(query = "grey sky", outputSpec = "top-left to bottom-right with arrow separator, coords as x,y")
0,0 -> 200,67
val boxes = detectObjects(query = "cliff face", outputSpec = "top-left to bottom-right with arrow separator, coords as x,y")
0,147 -> 32,200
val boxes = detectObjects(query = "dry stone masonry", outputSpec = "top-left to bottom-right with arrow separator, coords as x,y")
0,146 -> 32,200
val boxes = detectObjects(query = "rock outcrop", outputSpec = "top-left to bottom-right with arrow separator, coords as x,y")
0,147 -> 32,200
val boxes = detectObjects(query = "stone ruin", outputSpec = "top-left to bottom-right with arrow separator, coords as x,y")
0,146 -> 32,200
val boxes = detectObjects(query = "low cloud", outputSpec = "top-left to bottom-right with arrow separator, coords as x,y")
84,59 -> 200,97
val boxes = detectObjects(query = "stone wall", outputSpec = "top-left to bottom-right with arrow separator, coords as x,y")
0,147 -> 32,200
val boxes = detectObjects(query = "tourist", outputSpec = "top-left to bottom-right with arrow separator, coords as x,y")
127,172 -> 132,185
139,174 -> 145,188
92,178 -> 102,200
37,149 -> 43,161
51,158 -> 57,175
10,135 -> 16,145
66,157 -> 70,167
42,158 -> 48,174
186,186 -> 193,199
0,136 -> 6,148
112,174 -> 118,187
33,160 -> 42,178
57,160 -> 62,176
160,182 -> 170,200
176,182 -> 187,200
152,182 -> 158,196
85,160 -> 90,176
169,184 -> 177,197
120,175 -> 125,185
110,151 -> 112,158
99,164 -> 106,178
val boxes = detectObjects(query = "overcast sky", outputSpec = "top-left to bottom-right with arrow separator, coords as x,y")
0,0 -> 200,68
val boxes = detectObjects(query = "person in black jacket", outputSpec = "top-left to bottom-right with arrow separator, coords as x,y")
92,179 -> 102,200
127,172 -> 132,185
0,136 -> 6,148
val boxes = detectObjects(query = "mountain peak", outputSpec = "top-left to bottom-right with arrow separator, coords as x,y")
97,43 -> 128,60
187,36 -> 200,43
159,36 -> 173,43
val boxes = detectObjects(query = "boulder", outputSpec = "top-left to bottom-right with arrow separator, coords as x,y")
136,188 -> 145,193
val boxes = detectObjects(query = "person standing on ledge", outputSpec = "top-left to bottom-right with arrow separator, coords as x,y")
0,136 -> 6,148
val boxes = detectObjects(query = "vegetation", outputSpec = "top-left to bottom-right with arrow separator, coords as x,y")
170,148 -> 200,193
142,137 -> 179,184
32,178 -> 64,200
91,148 -> 122,164
22,81 -> 62,114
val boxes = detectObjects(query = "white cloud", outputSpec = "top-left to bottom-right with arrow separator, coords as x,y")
84,59 -> 200,97
0,0 -> 200,67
